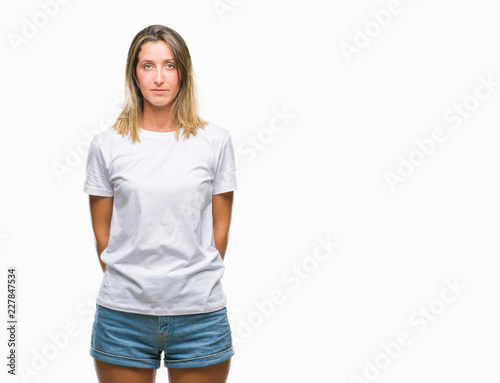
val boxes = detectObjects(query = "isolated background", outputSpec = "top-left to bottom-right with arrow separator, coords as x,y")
1,0 -> 499,382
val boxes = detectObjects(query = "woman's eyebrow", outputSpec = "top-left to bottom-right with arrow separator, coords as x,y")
138,59 -> 175,64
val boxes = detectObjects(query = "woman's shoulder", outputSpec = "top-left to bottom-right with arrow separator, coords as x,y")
196,122 -> 232,142
91,127 -> 132,147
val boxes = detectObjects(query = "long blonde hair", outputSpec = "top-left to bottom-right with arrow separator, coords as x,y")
112,24 -> 208,143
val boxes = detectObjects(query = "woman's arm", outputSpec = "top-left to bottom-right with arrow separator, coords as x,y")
88,195 -> 114,272
212,191 -> 234,261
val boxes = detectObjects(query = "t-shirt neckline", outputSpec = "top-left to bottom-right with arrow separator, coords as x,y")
139,127 -> 177,140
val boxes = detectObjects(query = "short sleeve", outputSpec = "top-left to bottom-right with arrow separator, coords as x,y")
212,133 -> 238,195
83,136 -> 114,196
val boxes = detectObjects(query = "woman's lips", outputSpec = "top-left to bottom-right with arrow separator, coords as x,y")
152,89 -> 167,94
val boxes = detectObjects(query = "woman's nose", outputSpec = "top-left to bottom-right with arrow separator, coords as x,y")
154,69 -> 165,84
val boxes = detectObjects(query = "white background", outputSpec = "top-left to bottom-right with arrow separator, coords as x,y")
1,0 -> 499,382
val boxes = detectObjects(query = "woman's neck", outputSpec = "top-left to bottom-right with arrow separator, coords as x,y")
141,101 -> 176,132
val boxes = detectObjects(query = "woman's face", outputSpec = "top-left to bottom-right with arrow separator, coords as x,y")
136,41 -> 180,109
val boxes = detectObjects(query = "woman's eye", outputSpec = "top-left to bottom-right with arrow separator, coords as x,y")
142,63 -> 174,69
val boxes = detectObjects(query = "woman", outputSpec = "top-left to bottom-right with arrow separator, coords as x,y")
83,24 -> 237,383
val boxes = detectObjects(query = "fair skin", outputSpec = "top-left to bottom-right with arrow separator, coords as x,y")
89,40 -> 234,383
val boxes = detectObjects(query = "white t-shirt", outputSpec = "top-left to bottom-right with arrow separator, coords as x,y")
83,123 -> 238,316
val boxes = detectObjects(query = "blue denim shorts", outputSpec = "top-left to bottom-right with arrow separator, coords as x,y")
90,304 -> 235,369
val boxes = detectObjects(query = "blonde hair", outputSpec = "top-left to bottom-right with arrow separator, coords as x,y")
112,24 -> 208,143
